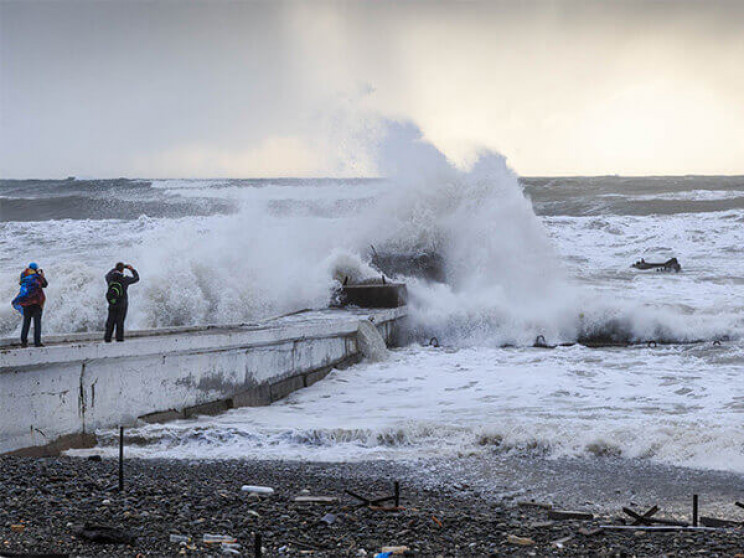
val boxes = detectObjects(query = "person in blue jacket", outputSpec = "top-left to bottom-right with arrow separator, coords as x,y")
12,262 -> 48,347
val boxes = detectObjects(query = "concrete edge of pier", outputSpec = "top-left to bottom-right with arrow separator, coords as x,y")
0,307 -> 407,456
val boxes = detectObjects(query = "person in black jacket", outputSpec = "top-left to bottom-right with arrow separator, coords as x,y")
104,262 -> 139,342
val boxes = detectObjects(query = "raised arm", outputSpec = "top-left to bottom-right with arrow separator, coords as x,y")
125,266 -> 140,285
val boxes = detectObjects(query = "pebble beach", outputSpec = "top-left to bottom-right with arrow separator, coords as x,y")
3,456 -> 744,557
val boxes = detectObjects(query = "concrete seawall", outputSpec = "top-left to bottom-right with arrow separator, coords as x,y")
0,307 -> 406,456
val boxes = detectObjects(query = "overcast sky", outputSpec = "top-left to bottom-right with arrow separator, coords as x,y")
2,0 -> 743,178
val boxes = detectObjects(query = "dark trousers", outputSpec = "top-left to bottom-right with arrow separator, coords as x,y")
105,302 -> 128,342
21,304 -> 42,346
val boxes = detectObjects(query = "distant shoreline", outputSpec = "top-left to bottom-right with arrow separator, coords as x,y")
3,174 -> 744,181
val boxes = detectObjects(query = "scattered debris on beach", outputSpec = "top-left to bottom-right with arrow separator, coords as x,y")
4,458 -> 744,556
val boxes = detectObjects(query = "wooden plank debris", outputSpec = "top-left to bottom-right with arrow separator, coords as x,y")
699,516 -> 742,528
517,500 -> 553,510
622,507 -> 687,527
506,534 -> 535,546
293,496 -> 339,504
547,510 -> 594,521
626,505 -> 659,526
529,521 -> 555,529
599,525 -> 720,532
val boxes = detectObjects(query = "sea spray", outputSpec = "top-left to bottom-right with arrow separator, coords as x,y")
365,122 -> 581,346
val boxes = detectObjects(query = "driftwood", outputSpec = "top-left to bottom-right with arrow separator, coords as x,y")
699,516 -> 742,528
622,507 -> 687,527
599,525 -> 721,532
345,482 -> 400,508
518,500 -> 553,510
547,510 -> 594,521
293,496 -> 339,504
625,505 -> 659,525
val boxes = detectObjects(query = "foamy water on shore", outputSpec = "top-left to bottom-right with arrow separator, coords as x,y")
94,341 -> 744,473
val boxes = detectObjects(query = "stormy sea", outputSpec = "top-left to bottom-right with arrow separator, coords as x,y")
3,128 -> 744,490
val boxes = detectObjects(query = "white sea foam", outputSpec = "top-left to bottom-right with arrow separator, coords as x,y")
627,189 -> 744,202
149,179 -> 231,190
84,342 -> 744,472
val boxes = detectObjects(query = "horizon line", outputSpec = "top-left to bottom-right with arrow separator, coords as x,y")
3,173 -> 744,181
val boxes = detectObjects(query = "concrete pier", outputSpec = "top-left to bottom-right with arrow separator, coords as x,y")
0,307 -> 406,456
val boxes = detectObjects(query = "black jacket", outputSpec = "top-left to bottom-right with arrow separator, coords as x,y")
105,268 -> 139,303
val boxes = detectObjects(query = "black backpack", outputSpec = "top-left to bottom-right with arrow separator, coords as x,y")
106,281 -> 124,306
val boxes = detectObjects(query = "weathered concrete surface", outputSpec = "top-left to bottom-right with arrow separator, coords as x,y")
0,308 -> 406,455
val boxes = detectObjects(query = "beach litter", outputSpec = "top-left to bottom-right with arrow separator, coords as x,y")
506,534 -> 535,546
241,485 -> 274,495
320,513 -> 337,525
378,545 -> 410,555
203,534 -> 237,544
221,542 -> 241,555
551,535 -> 574,548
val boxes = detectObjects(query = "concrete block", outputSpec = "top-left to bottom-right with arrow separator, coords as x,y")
270,375 -> 305,402
304,366 -> 332,387
138,409 -> 185,424
245,342 -> 294,384
183,398 -> 232,418
345,335 -> 357,354
293,337 -> 347,374
232,384 -> 272,408
7,432 -> 97,457
334,353 -> 362,371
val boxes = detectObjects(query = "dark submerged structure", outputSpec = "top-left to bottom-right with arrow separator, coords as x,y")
631,257 -> 681,273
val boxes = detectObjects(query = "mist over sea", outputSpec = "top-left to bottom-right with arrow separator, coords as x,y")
3,127 -> 744,472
